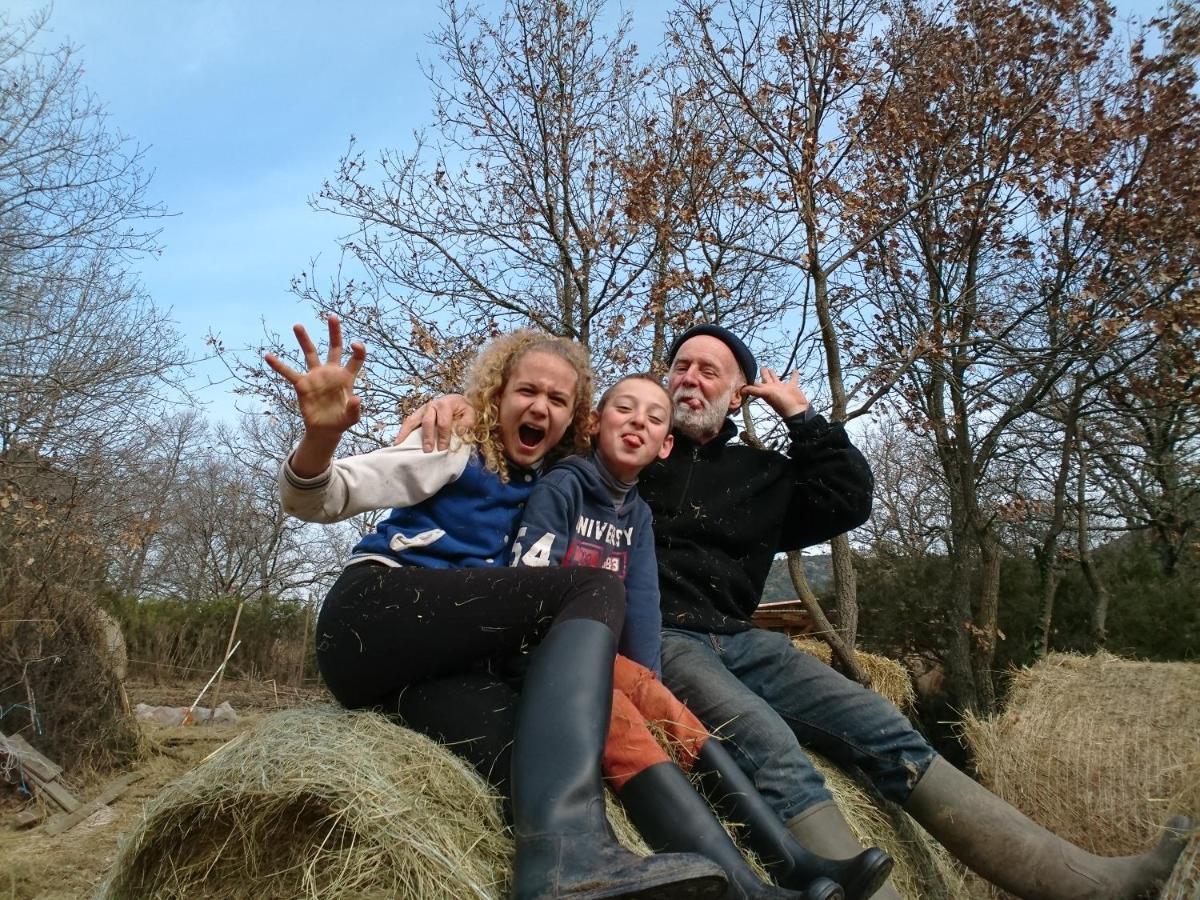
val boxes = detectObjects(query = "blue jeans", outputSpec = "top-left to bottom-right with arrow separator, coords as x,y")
661,627 -> 935,822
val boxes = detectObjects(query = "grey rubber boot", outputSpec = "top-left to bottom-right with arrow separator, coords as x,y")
510,619 -> 729,900
903,756 -> 1194,900
694,740 -> 892,899
785,803 -> 902,900
619,761 -> 843,900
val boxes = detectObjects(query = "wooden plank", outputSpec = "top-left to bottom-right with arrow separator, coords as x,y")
30,776 -> 79,813
1,733 -> 63,783
751,608 -> 815,636
0,733 -> 80,812
11,808 -> 46,830
43,771 -> 143,836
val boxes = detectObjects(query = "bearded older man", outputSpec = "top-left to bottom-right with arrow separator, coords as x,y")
403,324 -> 1191,900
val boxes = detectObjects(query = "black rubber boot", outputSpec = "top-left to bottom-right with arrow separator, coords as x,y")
693,740 -> 893,900
619,760 -> 845,900
904,756 -> 1195,900
784,804 -> 900,900
510,619 -> 729,900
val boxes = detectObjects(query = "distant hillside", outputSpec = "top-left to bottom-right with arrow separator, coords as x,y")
761,554 -> 832,602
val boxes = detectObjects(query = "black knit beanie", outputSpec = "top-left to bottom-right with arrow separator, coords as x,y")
667,324 -> 758,383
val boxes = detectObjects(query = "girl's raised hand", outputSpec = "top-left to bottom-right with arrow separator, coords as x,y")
265,316 -> 366,436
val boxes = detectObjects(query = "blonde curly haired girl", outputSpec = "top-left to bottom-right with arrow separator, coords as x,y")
463,329 -> 594,481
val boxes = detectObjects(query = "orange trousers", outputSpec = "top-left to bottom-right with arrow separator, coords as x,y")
603,654 -> 712,789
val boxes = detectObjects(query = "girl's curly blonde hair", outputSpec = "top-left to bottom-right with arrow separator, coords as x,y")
463,329 -> 594,482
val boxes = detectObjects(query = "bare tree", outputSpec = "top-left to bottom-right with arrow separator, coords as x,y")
857,416 -> 949,559
129,413 -> 356,605
222,0 -> 802,441
0,10 -> 184,594
296,0 -> 664,404
666,0 -> 952,656
854,0 -> 1200,711
0,9 -> 186,768
1086,343 -> 1200,581
0,10 -> 161,286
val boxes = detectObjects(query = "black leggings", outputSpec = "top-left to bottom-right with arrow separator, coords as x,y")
316,563 -> 626,798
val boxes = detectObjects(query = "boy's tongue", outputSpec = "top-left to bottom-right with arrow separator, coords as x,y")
518,424 -> 545,449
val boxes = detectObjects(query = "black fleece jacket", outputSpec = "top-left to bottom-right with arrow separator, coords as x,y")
639,414 -> 873,634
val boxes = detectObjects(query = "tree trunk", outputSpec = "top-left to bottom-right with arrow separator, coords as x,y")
810,264 -> 860,650
649,230 -> 670,368
970,527 -> 1001,714
829,533 -> 859,650
1034,548 -> 1061,659
1077,447 -> 1112,649
944,606 -> 980,713
787,553 -> 871,687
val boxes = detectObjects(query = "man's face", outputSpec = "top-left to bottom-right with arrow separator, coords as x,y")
668,335 -> 743,441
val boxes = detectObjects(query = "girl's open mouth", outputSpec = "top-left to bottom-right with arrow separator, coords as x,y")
518,424 -> 546,448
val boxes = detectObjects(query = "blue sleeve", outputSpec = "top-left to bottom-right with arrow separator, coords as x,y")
510,476 -> 572,569
618,503 -> 663,675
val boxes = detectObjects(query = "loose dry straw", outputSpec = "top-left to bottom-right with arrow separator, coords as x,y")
792,637 -> 917,712
102,705 -> 963,899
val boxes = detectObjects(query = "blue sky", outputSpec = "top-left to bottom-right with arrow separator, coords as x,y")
11,2 -> 446,419
11,0 -> 1165,421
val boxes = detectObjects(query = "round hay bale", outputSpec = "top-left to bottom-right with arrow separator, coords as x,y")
0,578 -> 143,773
101,707 -> 514,899
960,652 -> 1200,863
101,706 -> 656,900
100,704 -> 964,899
792,637 -> 916,712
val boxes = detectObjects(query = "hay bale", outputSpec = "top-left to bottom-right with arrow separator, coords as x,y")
101,707 -> 514,899
960,652 -> 1200,865
792,637 -> 916,712
102,706 -> 658,899
0,579 -> 143,774
102,705 -> 961,899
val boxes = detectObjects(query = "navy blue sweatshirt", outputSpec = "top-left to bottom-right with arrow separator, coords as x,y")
511,454 -> 663,674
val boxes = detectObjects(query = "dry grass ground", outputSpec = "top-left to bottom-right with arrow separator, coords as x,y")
0,678 -> 324,899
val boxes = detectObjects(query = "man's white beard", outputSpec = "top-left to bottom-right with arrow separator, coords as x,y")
673,384 -> 734,440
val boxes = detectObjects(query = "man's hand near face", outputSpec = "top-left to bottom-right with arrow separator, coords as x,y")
741,368 -> 811,420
